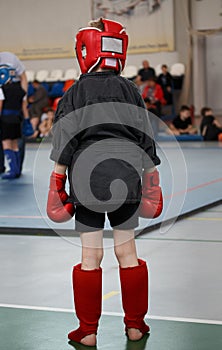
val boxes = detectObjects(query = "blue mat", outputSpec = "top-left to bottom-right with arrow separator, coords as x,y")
157,133 -> 203,142
1,142 -> 221,232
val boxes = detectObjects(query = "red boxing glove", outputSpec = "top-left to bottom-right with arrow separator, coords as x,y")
47,171 -> 75,223
139,169 -> 163,218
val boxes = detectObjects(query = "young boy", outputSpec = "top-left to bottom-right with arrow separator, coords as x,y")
47,18 -> 163,346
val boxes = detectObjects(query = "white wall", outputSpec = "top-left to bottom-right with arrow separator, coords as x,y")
20,0 -> 186,73
191,0 -> 222,114
3,0 -> 222,112
206,34 -> 222,114
192,0 -> 222,30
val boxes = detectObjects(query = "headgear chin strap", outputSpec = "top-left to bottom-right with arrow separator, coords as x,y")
75,19 -> 128,74
0,64 -> 16,86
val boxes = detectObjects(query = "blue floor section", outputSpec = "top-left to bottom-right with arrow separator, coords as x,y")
0,142 -> 222,231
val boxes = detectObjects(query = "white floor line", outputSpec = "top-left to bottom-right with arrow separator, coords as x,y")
0,303 -> 73,313
0,303 -> 222,326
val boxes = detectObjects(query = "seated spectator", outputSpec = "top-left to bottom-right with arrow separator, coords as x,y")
137,60 -> 155,83
168,105 -> 197,135
144,97 -> 159,137
142,77 -> 166,117
133,75 -> 144,93
32,108 -> 54,139
28,80 -> 49,131
200,107 -> 222,141
144,97 -> 158,115
157,64 -> 173,105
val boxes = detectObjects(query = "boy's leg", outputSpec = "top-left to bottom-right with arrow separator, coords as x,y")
113,229 -> 150,341
80,230 -> 104,269
113,229 -> 138,267
68,230 -> 103,346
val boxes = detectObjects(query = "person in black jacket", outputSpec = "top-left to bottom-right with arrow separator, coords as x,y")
47,18 -> 163,346
137,60 -> 156,82
157,64 -> 173,105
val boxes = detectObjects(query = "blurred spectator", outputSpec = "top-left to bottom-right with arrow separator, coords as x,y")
28,80 -> 49,131
144,97 -> 158,116
152,0 -> 161,11
142,77 -> 166,117
157,64 -> 173,105
0,52 -> 28,92
38,108 -> 54,138
0,76 -> 29,179
133,75 -> 144,93
144,97 -> 159,137
137,60 -> 155,82
168,105 -> 197,135
0,51 -> 29,176
200,107 -> 222,141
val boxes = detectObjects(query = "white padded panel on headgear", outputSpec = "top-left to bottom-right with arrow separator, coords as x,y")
104,58 -> 117,67
102,37 -> 123,54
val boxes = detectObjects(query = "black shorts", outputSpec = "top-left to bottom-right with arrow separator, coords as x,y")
75,202 -> 140,232
0,120 -> 21,140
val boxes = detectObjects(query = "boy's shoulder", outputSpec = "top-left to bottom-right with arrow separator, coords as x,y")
118,75 -> 137,87
60,72 -> 142,108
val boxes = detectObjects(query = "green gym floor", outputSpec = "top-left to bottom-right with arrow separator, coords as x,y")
1,307 -> 222,350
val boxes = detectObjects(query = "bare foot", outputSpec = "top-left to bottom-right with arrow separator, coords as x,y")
81,333 -> 97,346
127,328 -> 143,341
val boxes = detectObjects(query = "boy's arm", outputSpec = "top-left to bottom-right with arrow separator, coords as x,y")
47,162 -> 75,223
50,91 -> 79,166
47,90 -> 77,223
140,166 -> 163,219
54,162 -> 67,175
136,96 -> 163,218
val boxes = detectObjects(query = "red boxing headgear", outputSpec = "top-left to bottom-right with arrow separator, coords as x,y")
75,18 -> 128,74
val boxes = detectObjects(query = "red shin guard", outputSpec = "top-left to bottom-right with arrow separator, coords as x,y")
68,264 -> 102,343
119,259 -> 150,336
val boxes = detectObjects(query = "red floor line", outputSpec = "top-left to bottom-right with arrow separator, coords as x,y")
164,177 -> 222,200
